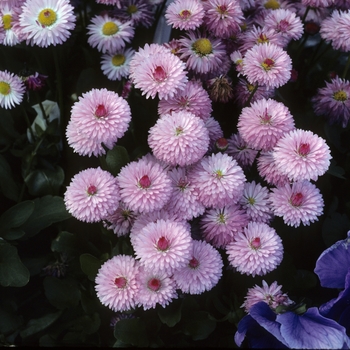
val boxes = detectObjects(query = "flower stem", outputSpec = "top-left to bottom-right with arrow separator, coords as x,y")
244,84 -> 258,107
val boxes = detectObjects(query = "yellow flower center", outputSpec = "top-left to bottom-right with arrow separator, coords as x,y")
261,58 -> 275,71
192,38 -> 212,56
102,21 -> 119,36
175,126 -> 183,136
38,8 -> 57,27
264,0 -> 280,9
217,213 -> 226,224
248,197 -> 256,205
127,4 -> 138,14
180,9 -> 191,19
216,4 -> 228,15
247,83 -> 256,92
0,81 -> 11,96
215,169 -> 223,179
333,90 -> 347,102
2,14 -> 12,30
257,33 -> 269,44
112,54 -> 126,66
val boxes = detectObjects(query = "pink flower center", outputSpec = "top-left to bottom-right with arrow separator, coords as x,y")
290,192 -> 303,207
177,178 -> 188,191
139,175 -> 151,189
257,33 -> 269,44
179,9 -> 191,19
157,236 -> 170,251
95,104 -> 108,118
114,276 -> 127,288
179,96 -> 189,107
260,109 -> 272,124
277,19 -> 290,33
217,4 -> 228,15
250,237 -> 261,249
87,185 -> 97,195
147,278 -> 161,291
175,126 -> 183,136
298,143 -> 311,156
261,58 -> 275,71
153,66 -> 167,82
216,137 -> 228,150
189,257 -> 199,269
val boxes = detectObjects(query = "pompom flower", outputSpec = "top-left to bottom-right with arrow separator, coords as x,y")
66,88 -> 131,157
272,129 -> 331,182
237,98 -> 295,151
0,70 -> 25,109
132,219 -> 193,274
242,280 -> 293,313
173,240 -> 223,294
165,0 -> 205,31
64,167 -> 120,223
188,153 -> 246,208
117,158 -> 172,214
87,14 -> 134,53
242,43 -> 292,89
148,111 -> 209,167
135,267 -> 177,310
19,0 -> 76,47
200,204 -> 249,249
204,116 -> 224,150
95,255 -> 140,312
269,180 -> 324,228
226,222 -> 284,277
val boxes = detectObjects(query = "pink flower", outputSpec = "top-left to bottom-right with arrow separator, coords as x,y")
129,43 -> 188,100
302,0 -> 334,7
204,116 -> 224,151
238,98 -> 295,151
0,4 -> 23,46
148,111 -> 209,167
117,158 -> 172,214
66,88 -> 131,157
0,70 -> 25,109
87,14 -> 134,53
240,181 -> 273,224
165,0 -> 205,30
95,255 -> 140,312
269,180 -> 324,227
272,129 -> 331,182
132,219 -> 193,274
242,43 -> 292,89
173,240 -> 223,294
226,222 -> 284,277
188,153 -> 246,208
64,167 -> 120,223
164,167 -> 205,221
200,204 -> 249,249
242,280 -> 293,313
158,80 -> 212,121
203,0 -> 244,39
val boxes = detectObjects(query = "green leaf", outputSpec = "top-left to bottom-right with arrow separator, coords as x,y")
20,196 -> 71,238
157,299 -> 182,327
0,301 -> 23,334
0,109 -> 19,145
43,277 -> 81,310
24,167 -> 64,196
0,154 -> 19,202
0,200 -> 35,232
79,254 -> 102,281
0,242 -> 30,287
105,145 -> 130,176
1,228 -> 25,241
181,311 -> 216,341
114,318 -> 149,347
51,231 -> 79,257
20,311 -> 62,338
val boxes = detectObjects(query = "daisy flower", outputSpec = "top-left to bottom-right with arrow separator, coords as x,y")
237,98 -> 295,151
204,116 -> 224,150
0,70 -> 25,109
242,43 -> 292,89
158,79 -> 212,121
103,201 -> 136,237
178,30 -> 227,74
311,76 -> 350,128
256,0 -> 296,12
269,180 -> 324,228
66,88 -> 131,157
173,240 -> 223,295
87,14 -> 134,53
200,204 -> 249,249
226,133 -> 258,170
100,48 -> 135,81
19,0 -> 76,47
230,50 -> 244,75
129,44 -> 188,100
240,181 -> 273,224
148,111 -> 209,167
117,158 -> 172,214
97,0 -> 122,5
189,153 -> 246,208
302,0 -> 334,7
202,0 -> 244,39
257,151 -> 289,187
95,255 -> 140,312
165,0 -> 205,31
132,219 -> 193,274
0,5 -> 23,46
242,280 -> 293,313
164,167 -> 206,221
64,167 -> 120,223
135,267 -> 177,310
272,129 -> 331,182
226,222 -> 284,277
